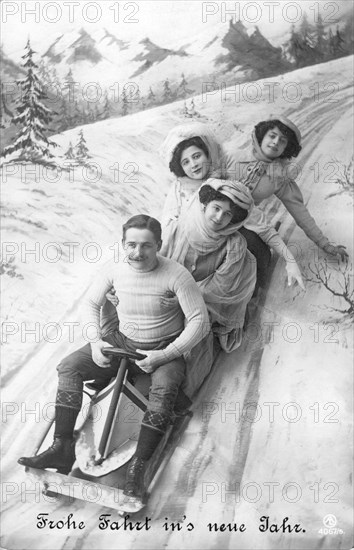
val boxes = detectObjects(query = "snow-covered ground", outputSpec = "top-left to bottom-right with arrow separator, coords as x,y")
1,55 -> 353,549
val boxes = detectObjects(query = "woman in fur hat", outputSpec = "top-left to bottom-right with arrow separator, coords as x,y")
224,115 -> 348,261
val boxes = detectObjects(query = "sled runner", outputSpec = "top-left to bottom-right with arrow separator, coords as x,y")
22,347 -> 192,514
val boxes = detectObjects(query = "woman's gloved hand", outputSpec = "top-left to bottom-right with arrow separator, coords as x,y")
285,261 -> 306,290
323,243 -> 349,261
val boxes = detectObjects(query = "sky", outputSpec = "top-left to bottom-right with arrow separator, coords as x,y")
2,0 -> 350,60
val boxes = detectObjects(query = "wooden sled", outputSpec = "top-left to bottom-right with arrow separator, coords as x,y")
22,347 -> 192,514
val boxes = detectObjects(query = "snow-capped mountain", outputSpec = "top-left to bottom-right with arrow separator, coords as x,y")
35,20 -> 285,91
0,48 -> 25,81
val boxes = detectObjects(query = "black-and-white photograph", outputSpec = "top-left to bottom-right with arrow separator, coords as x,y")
1,1 -> 353,548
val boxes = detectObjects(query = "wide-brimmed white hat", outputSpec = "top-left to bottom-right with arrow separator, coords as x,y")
203,178 -> 254,210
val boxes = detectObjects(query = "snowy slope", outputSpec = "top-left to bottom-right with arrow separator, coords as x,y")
1,55 -> 353,550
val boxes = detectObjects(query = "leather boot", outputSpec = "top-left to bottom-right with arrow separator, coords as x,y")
18,437 -> 75,474
123,456 -> 146,500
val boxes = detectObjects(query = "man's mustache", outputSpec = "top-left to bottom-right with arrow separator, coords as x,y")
128,254 -> 145,261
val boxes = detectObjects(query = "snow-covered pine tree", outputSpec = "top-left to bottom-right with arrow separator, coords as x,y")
1,39 -> 58,163
332,26 -> 346,57
0,83 -> 12,130
102,90 -> 111,119
75,129 -> 90,164
286,24 -> 305,67
51,67 -> 61,88
315,14 -> 327,61
147,86 -> 155,102
93,103 -> 101,121
58,98 -> 70,131
177,73 -> 189,99
86,102 -> 96,123
0,99 -> 5,130
342,15 -> 354,56
62,68 -> 76,125
177,73 -> 195,100
129,85 -> 140,105
328,28 -> 335,57
180,73 -> 188,96
73,99 -> 84,125
162,78 -> 173,103
121,87 -> 129,116
64,141 -> 75,160
38,59 -> 51,87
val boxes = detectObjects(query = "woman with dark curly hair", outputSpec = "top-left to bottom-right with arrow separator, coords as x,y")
225,115 -> 348,261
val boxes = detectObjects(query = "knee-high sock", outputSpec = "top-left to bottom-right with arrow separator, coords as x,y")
135,410 -> 170,461
54,377 -> 82,438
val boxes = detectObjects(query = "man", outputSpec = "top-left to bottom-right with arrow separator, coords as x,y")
18,214 -> 210,499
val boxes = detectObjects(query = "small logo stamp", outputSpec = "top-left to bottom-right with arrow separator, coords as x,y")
323,514 -> 337,528
318,514 -> 344,535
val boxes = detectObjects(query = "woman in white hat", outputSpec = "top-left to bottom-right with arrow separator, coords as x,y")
224,115 -> 348,261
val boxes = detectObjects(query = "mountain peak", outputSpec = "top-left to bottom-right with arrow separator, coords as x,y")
131,36 -> 189,78
101,28 -> 129,50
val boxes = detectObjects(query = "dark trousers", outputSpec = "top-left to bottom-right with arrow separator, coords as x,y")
239,227 -> 271,292
54,330 -> 186,439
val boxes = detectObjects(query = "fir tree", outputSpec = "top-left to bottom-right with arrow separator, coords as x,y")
147,86 -> 155,102
332,26 -> 346,57
130,85 -> 140,105
162,78 -> 173,103
177,73 -> 194,99
315,14 -> 327,60
93,103 -> 101,121
75,129 -> 90,163
102,91 -> 111,119
286,24 -> 306,67
121,87 -> 129,116
62,68 -> 76,122
298,13 -> 317,65
64,141 -> 75,160
1,39 -> 58,163
0,99 -> 5,130
38,59 -> 51,87
177,73 -> 189,98
73,100 -> 84,125
86,102 -> 96,123
328,28 -> 335,57
51,67 -> 61,88
0,84 -> 12,129
58,98 -> 70,131
343,15 -> 354,55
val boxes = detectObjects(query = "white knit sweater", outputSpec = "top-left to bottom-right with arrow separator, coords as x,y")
84,256 -> 210,360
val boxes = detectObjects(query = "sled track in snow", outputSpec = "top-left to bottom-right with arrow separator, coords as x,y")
1,71 -> 353,550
